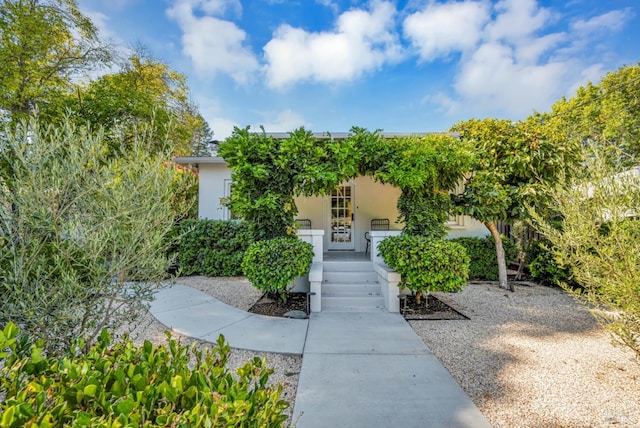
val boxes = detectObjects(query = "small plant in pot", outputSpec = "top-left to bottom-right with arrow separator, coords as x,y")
242,236 -> 314,304
379,234 -> 470,304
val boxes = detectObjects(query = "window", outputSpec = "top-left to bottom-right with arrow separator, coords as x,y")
222,179 -> 237,220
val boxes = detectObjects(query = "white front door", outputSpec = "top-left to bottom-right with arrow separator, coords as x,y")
328,184 -> 355,250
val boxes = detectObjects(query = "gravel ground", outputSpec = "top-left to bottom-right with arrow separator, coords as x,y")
415,282 -> 640,428
124,277 -> 640,428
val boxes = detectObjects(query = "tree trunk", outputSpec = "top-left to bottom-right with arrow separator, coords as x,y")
515,254 -> 526,281
485,221 -> 513,292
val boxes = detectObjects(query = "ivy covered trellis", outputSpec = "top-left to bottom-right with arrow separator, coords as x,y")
217,126 -> 473,241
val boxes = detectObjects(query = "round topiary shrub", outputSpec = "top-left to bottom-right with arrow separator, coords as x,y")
241,236 -> 314,297
379,234 -> 470,304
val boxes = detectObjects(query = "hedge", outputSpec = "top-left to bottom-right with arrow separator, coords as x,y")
450,236 -> 516,281
174,219 -> 253,276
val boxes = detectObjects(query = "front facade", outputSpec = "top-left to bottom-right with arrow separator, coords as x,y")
174,156 -> 489,252
175,133 -> 489,313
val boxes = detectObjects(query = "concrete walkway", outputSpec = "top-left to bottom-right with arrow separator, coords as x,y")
150,284 -> 308,354
150,284 -> 491,428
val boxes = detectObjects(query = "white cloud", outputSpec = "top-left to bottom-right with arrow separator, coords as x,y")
455,42 -> 568,116
316,0 -> 339,14
166,0 -> 258,84
252,109 -> 308,133
485,0 -> 551,42
403,1 -> 490,61
404,0 -> 591,119
210,116 -> 241,140
263,1 -> 403,88
571,9 -> 630,33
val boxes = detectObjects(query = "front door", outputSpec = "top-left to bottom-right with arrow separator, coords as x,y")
328,184 -> 355,250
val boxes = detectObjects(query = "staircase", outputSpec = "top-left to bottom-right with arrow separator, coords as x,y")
321,260 -> 384,312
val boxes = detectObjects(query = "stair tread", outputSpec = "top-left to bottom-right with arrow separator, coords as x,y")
322,292 -> 382,297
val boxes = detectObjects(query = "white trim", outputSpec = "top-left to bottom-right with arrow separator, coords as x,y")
223,179 -> 233,220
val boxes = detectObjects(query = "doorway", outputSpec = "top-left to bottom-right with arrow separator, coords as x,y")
328,184 -> 355,250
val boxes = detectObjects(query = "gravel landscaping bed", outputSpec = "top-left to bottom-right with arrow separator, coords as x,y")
126,277 -> 640,427
414,282 -> 640,427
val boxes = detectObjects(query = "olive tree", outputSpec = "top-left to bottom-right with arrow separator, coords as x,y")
0,118 -> 187,354
530,145 -> 640,357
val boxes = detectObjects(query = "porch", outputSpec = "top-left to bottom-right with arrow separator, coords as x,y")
296,230 -> 402,313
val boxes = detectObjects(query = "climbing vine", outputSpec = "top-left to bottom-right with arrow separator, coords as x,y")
218,126 -> 471,240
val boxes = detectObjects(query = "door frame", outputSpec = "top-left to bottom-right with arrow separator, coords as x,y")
327,183 -> 355,250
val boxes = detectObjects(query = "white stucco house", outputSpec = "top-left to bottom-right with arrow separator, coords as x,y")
174,132 -> 489,313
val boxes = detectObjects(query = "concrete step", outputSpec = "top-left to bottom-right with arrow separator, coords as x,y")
322,282 -> 381,295
323,271 -> 378,283
319,305 -> 386,313
323,261 -> 373,272
321,295 -> 385,311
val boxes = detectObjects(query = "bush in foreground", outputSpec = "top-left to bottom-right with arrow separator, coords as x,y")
379,235 -> 470,304
242,237 -> 313,300
531,145 -> 640,357
0,323 -> 288,427
0,119 -> 185,355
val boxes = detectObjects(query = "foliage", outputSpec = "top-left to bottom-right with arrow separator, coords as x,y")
219,127 -> 358,240
530,144 -> 640,357
0,0 -> 112,119
526,240 -> 574,287
397,190 -> 451,239
379,235 -> 469,303
451,118 -> 579,290
241,237 -> 313,296
451,236 -> 517,281
0,118 -> 183,355
0,323 -> 289,427
539,62 -> 640,159
55,55 -> 211,157
174,220 -> 253,277
166,161 -> 198,221
357,129 -> 472,237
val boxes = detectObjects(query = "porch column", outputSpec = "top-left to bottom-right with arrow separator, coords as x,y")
297,229 -> 324,311
369,230 -> 402,262
296,229 -> 324,263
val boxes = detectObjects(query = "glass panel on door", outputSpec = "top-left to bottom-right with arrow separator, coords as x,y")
329,185 -> 354,250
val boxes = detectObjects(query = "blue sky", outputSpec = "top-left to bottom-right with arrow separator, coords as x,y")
78,0 -> 640,140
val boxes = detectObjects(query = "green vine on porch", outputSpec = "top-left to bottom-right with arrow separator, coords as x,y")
218,126 -> 472,241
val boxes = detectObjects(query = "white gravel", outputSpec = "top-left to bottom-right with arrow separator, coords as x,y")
415,282 -> 640,428
122,277 -> 640,428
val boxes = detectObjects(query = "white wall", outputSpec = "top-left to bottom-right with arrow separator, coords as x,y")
447,216 -> 488,239
198,163 -> 232,220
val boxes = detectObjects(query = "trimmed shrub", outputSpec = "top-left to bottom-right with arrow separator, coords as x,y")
379,234 -> 470,303
451,236 -> 517,280
526,239 -> 575,287
242,237 -> 313,296
0,323 -> 289,427
175,219 -> 253,276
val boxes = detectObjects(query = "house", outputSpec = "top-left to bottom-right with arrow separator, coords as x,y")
174,132 -> 488,313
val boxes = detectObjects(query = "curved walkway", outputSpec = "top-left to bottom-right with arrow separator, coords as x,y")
150,284 -> 491,428
150,284 -> 308,354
